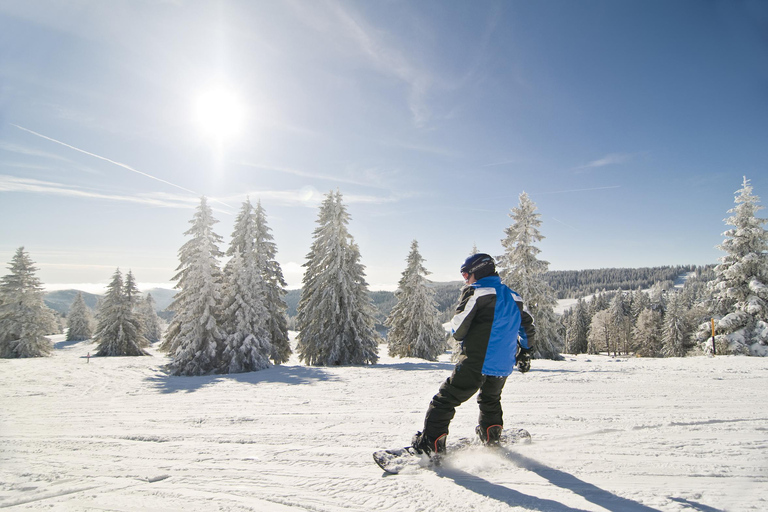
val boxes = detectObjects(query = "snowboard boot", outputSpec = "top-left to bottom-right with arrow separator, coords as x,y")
411,431 -> 447,457
476,425 -> 503,447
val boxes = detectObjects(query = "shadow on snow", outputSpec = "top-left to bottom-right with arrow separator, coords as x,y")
433,465 -> 593,512
373,361 -> 455,372
145,363 -> 340,394
500,449 -> 663,512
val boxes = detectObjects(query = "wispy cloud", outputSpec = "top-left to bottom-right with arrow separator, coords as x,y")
533,185 -> 622,195
0,175 -> 197,209
11,125 -> 234,209
221,185 -> 400,208
574,152 -> 639,172
0,141 -> 70,161
237,161 -> 398,190
290,0 -> 433,127
550,216 -> 580,231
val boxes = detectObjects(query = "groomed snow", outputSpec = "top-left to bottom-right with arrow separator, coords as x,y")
1,334 -> 766,511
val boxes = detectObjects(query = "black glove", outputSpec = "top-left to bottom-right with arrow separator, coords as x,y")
516,345 -> 532,373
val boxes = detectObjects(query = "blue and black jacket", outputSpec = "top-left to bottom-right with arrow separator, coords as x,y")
450,275 -> 535,377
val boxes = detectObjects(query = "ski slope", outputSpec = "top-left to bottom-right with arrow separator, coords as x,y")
1,334 -> 766,511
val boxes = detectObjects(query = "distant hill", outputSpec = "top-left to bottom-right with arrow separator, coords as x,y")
143,288 -> 176,311
44,288 -> 176,315
43,290 -> 101,315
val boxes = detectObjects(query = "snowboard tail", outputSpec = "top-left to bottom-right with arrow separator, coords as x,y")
373,428 -> 531,474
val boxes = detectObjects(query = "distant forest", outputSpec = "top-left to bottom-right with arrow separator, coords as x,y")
282,265 -> 708,330
46,264 -> 710,328
544,265 -> 700,299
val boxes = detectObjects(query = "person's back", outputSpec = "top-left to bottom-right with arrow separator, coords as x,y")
412,253 -> 535,456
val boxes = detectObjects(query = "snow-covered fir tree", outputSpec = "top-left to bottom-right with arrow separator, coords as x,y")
385,240 -> 447,360
296,190 -> 380,366
608,292 -> 631,356
633,308 -> 663,357
497,192 -> 562,359
253,200 -> 291,364
565,298 -> 590,354
587,309 -> 610,355
219,200 -> 272,373
663,291 -> 691,357
0,247 -> 56,358
93,269 -> 148,356
164,197 -> 226,375
66,292 -> 93,341
137,293 -> 163,343
123,271 -> 149,348
703,177 -> 768,355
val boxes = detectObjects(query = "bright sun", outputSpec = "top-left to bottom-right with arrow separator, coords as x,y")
194,86 -> 246,143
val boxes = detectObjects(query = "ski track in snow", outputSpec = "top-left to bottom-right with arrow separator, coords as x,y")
1,334 -> 767,511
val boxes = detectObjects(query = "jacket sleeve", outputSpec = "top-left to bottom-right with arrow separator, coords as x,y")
516,299 -> 536,350
450,285 -> 478,341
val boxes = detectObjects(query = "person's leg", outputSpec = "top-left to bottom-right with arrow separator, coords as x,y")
477,375 -> 507,430
422,364 -> 484,440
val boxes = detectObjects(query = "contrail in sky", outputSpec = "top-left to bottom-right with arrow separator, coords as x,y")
12,124 -> 233,210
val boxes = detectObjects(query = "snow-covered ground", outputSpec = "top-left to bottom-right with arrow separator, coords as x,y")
1,334 -> 766,511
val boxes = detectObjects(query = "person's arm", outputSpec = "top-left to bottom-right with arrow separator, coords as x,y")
450,286 -> 478,341
517,300 -> 535,350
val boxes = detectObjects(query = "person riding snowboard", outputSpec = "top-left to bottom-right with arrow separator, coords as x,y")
412,253 -> 536,456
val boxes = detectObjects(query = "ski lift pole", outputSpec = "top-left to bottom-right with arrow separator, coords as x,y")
711,318 -> 716,356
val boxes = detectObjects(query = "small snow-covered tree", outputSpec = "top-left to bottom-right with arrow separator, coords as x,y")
138,293 -> 163,343
703,177 -> 768,355
662,291 -> 691,357
608,292 -> 631,356
219,199 -> 272,373
66,292 -> 93,341
587,309 -> 611,355
0,247 -> 56,358
565,298 -> 590,354
93,269 -> 148,356
253,200 -> 291,364
165,197 -> 226,375
498,192 -> 562,359
633,308 -> 663,357
296,190 -> 380,366
386,240 -> 447,360
123,271 -> 149,348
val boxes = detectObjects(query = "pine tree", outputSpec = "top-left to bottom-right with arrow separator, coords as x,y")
253,200 -> 291,364
705,177 -> 768,355
296,190 -> 380,366
587,310 -> 611,355
138,294 -> 163,343
498,192 -> 562,359
123,270 -> 149,348
0,247 -> 56,358
633,308 -> 663,357
93,269 -> 148,356
386,240 -> 447,360
565,298 -> 590,354
165,197 -> 226,375
608,292 -> 631,356
219,200 -> 273,373
662,291 -> 691,357
66,292 -> 93,341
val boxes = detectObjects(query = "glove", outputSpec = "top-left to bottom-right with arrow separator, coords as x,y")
516,345 -> 532,373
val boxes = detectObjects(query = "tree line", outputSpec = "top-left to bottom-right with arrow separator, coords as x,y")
2,177 -> 766,364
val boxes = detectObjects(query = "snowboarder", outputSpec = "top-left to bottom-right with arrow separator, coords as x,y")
411,253 -> 536,456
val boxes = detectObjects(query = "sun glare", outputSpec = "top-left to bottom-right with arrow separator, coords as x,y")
194,86 -> 246,143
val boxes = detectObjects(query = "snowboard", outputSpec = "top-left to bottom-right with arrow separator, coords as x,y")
373,428 -> 531,474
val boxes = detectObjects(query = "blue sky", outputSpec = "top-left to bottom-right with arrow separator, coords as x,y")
1,0 -> 766,292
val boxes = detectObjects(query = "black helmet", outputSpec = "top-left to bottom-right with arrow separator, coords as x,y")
460,253 -> 496,279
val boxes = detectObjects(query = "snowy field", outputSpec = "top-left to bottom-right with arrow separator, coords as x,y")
1,334 -> 767,512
